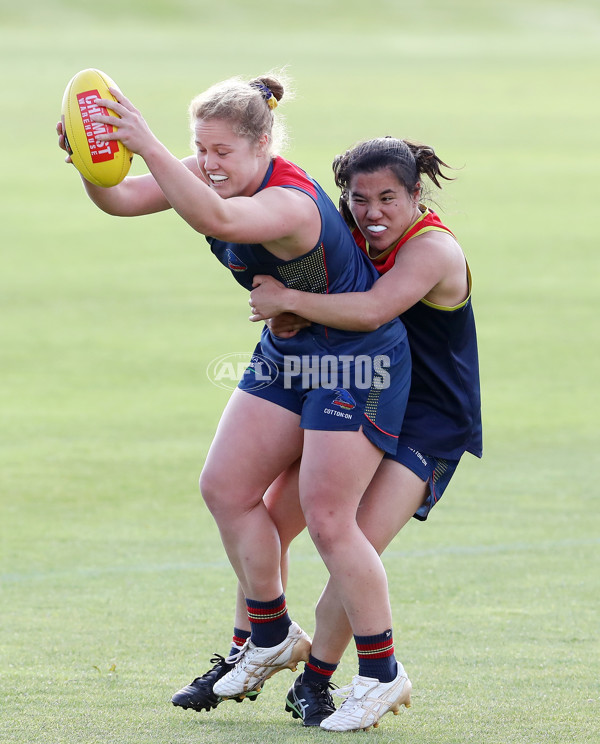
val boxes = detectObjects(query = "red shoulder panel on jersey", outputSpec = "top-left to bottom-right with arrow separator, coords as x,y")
267,156 -> 318,198
352,210 -> 454,276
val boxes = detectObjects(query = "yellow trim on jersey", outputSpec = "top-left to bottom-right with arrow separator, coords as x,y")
420,264 -> 473,311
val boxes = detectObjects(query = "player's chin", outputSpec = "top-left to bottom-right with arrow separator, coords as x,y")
364,229 -> 390,246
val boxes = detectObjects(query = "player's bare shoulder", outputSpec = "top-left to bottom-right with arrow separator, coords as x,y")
414,229 -> 468,307
255,185 -> 321,258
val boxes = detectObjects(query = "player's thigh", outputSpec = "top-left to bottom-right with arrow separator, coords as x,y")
357,459 -> 428,554
299,428 -> 384,527
264,459 -> 306,550
201,388 -> 303,506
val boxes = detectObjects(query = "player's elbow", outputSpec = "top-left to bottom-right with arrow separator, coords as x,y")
95,201 -> 125,217
83,182 -> 131,217
355,303 -> 388,332
356,317 -> 382,332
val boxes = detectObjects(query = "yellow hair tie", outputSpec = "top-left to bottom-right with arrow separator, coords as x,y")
267,96 -> 278,110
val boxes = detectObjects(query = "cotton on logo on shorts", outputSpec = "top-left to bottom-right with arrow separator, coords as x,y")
206,352 -> 278,391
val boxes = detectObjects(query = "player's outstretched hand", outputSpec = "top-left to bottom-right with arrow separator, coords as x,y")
91,87 -> 157,158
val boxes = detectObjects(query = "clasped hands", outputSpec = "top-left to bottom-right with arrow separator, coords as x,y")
249,274 -> 310,338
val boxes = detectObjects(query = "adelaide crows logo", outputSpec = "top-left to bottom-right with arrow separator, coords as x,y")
226,249 -> 247,272
332,388 -> 356,410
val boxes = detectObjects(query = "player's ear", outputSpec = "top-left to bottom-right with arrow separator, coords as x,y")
256,133 -> 270,156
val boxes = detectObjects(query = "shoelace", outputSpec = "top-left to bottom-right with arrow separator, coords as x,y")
195,650 -> 245,681
332,684 -> 354,700
331,679 -> 373,705
225,642 -> 248,665
220,642 -> 255,673
308,680 -> 337,704
191,654 -> 229,682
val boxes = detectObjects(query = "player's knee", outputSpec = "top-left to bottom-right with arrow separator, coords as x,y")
304,508 -> 342,557
198,465 -> 230,516
199,465 -> 265,523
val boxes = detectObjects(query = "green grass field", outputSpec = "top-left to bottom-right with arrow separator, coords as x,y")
1,1 -> 599,742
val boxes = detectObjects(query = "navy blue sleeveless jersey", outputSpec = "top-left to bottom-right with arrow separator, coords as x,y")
398,288 -> 482,459
354,209 -> 482,461
207,156 -> 406,364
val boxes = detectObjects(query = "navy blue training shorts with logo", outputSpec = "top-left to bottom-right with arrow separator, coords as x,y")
386,445 -> 460,521
237,336 -> 411,455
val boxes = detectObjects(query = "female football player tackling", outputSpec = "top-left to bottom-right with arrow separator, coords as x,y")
57,76 -> 416,732
171,136 -> 482,731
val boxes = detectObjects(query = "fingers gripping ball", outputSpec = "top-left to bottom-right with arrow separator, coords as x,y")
61,68 -> 133,187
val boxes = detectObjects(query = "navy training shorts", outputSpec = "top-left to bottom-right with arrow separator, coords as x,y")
386,445 -> 460,521
237,336 -> 411,455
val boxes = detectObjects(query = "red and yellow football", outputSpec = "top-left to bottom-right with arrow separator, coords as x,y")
61,68 -> 133,188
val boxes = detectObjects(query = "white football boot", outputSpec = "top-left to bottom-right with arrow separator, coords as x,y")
212,621 -> 311,698
320,663 -> 412,732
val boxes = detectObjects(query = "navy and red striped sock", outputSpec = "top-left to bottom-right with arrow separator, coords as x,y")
229,627 -> 250,657
355,629 -> 397,682
246,593 -> 291,647
302,653 -> 338,686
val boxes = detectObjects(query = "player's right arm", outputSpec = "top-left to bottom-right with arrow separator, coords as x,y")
57,120 -> 200,216
249,230 -> 468,332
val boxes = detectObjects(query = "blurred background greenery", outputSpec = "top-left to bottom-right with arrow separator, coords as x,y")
1,1 -> 598,742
